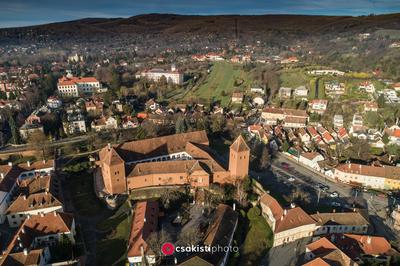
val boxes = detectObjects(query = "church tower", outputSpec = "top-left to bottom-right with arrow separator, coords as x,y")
229,135 -> 250,179
100,146 -> 126,195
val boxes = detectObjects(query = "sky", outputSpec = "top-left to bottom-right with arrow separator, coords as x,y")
0,0 -> 400,28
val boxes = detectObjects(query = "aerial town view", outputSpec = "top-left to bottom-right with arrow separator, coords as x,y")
0,1 -> 400,266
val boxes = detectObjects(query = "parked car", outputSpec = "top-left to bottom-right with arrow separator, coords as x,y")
288,177 -> 295,182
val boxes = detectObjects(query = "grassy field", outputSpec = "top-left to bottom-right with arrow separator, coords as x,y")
279,70 -> 309,88
65,169 -> 105,216
187,62 -> 252,106
96,202 -> 132,266
240,207 -> 273,265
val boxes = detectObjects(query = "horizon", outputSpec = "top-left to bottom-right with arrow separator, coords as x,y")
1,0 -> 400,28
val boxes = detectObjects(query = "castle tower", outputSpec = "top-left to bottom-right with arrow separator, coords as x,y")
100,146 -> 126,195
229,135 -> 250,179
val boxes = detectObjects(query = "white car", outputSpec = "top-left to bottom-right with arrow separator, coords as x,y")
288,177 -> 295,182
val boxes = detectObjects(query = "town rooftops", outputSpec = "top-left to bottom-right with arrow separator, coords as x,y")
331,234 -> 393,260
306,237 -> 338,256
1,248 -> 45,266
262,107 -> 308,117
260,193 -> 283,221
127,201 -> 159,258
335,163 -> 400,180
275,207 -> 316,233
311,212 -> 369,226
302,257 -> 330,266
58,76 -> 99,86
6,192 -> 62,214
301,152 -> 323,161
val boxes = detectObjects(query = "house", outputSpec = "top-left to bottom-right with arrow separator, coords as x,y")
359,81 -> 375,93
57,76 -> 101,97
0,212 -> 75,265
261,108 -> 308,127
46,96 -> 62,109
308,70 -> 345,76
311,211 -> 370,236
334,163 -> 400,190
333,115 -> 344,128
145,99 -> 160,111
389,127 -> 400,145
248,125 -> 269,143
325,81 -> 345,95
250,87 -> 265,94
330,234 -> 394,264
352,114 -> 364,127
96,132 -> 250,196
231,92 -> 244,104
85,99 -> 104,113
309,99 -> 328,114
364,102 -> 378,112
293,86 -> 309,99
178,204 -> 238,266
127,201 -> 159,265
279,87 -> 292,98
19,123 -> 44,140
306,127 -> 320,141
299,152 -> 324,170
122,116 -> 139,129
91,116 -> 119,132
337,127 -> 349,142
63,113 -> 86,134
298,128 -> 311,143
260,193 -> 316,247
140,65 -> 184,85
303,237 -> 358,266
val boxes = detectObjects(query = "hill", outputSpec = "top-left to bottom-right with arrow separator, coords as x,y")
1,13 -> 400,44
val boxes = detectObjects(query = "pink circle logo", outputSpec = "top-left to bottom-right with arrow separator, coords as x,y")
161,242 -> 175,255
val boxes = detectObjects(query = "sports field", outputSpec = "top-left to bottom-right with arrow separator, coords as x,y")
188,61 -> 252,106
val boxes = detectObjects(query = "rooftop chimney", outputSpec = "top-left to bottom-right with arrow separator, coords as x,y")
8,162 -> 12,167
233,203 -> 236,211
27,161 -> 31,167
367,236 -> 372,244
23,248 -> 28,256
107,143 -> 111,150
144,217 -> 146,223
0,173 -> 3,179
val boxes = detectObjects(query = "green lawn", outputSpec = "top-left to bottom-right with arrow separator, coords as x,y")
279,70 -> 309,88
65,170 -> 105,216
240,207 -> 273,265
96,213 -> 131,266
187,62 -> 252,106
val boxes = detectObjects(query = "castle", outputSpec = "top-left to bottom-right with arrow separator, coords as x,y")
96,131 -> 250,195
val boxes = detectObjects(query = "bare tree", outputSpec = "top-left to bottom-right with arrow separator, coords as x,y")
177,226 -> 202,246
147,229 -> 172,264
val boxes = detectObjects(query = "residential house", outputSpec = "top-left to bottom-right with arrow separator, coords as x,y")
250,87 -> 265,94
262,108 -> 308,127
63,113 -> 86,134
298,128 -> 311,143
336,127 -> 349,142
0,212 -> 75,265
364,102 -> 378,112
231,92 -> 244,104
359,81 -> 375,93
91,116 -> 119,132
46,96 -> 62,109
122,116 -> 139,129
311,211 -> 370,236
309,99 -> 328,114
303,237 -> 358,266
299,152 -> 324,170
334,163 -> 400,190
333,115 -> 344,128
325,81 -> 345,96
293,86 -> 309,99
260,193 -> 316,247
279,87 -> 292,98
389,127 -> 400,145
